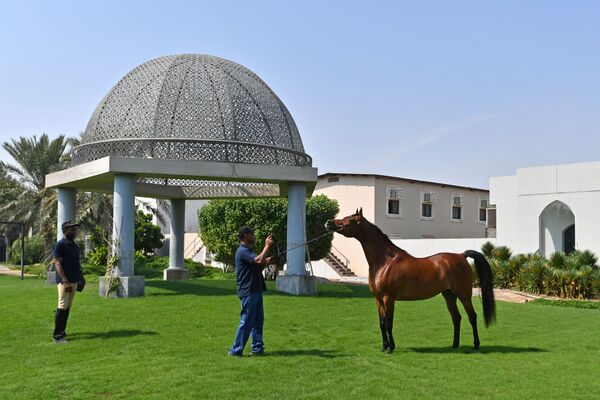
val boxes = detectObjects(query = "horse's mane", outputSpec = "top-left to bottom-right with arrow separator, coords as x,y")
362,217 -> 406,253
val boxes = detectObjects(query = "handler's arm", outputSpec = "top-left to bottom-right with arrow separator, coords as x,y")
54,258 -> 69,284
253,235 -> 274,265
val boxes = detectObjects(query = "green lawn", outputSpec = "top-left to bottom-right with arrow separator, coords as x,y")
1,276 -> 599,400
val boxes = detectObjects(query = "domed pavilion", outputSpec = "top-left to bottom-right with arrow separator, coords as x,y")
45,54 -> 318,297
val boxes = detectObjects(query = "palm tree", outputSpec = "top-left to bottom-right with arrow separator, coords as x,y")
0,134 -> 73,248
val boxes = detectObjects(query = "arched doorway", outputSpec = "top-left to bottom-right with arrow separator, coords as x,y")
539,201 -> 575,257
563,224 -> 575,254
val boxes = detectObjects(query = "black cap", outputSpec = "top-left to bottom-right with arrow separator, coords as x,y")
61,220 -> 80,231
238,226 -> 255,240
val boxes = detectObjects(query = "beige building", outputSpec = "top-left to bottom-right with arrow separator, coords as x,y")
313,173 -> 490,277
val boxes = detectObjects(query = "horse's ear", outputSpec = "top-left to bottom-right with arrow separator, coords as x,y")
359,207 -> 363,216
355,208 -> 358,215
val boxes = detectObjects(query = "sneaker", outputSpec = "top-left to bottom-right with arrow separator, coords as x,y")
53,337 -> 68,344
227,351 -> 242,357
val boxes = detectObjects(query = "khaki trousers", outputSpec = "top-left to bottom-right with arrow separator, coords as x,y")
57,283 -> 78,309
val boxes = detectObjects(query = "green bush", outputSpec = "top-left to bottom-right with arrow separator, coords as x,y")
87,244 -> 109,267
132,254 -> 236,279
480,242 -> 600,299
481,241 -> 495,259
10,235 -> 46,265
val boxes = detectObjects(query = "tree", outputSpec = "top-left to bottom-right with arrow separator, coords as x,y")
134,211 -> 164,256
0,134 -> 74,249
198,195 -> 339,267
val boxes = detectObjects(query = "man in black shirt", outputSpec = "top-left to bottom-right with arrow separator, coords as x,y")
228,226 -> 273,356
52,220 -> 84,344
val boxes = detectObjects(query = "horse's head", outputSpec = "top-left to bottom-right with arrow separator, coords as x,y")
325,208 -> 365,238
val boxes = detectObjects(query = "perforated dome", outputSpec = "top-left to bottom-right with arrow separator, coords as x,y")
72,54 -> 311,167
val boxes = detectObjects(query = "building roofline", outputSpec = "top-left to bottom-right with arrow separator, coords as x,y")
318,172 -> 489,192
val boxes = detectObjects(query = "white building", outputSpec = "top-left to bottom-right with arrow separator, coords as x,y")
490,161 -> 600,257
312,173 -> 490,278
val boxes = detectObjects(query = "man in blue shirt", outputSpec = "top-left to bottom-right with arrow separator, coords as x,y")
229,226 -> 274,357
52,221 -> 84,344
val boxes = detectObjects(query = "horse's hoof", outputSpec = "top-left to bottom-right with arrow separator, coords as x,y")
452,344 -> 460,349
385,348 -> 395,354
381,347 -> 388,352
473,344 -> 480,351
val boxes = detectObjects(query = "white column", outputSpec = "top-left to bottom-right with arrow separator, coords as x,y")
57,188 -> 76,241
164,198 -> 188,280
113,174 -> 135,277
286,183 -> 307,275
169,198 -> 185,269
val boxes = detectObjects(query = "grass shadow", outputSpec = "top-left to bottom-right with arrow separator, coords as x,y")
312,283 -> 372,299
266,349 -> 345,358
146,280 -> 235,297
69,329 -> 159,340
408,345 -> 548,354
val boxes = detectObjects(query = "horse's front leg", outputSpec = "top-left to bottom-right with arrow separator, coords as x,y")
383,296 -> 396,353
376,298 -> 389,352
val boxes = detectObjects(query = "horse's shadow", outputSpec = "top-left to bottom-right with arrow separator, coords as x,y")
407,345 -> 547,354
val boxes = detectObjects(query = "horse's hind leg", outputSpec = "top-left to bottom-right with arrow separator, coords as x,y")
442,289 -> 461,349
376,298 -> 389,352
458,296 -> 480,350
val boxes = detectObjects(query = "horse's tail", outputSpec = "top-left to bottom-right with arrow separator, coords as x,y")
462,250 -> 496,327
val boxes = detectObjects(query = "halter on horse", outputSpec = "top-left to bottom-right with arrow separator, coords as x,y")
326,208 -> 496,353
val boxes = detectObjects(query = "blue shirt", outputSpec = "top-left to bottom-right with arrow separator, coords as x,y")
235,244 -> 266,298
53,238 -> 82,284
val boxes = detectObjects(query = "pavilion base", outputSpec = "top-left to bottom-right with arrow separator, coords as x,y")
46,271 -> 57,285
163,268 -> 189,281
276,275 -> 318,296
99,275 -> 145,298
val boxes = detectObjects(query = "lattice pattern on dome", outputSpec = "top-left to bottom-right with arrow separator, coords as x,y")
137,177 -> 280,198
73,54 -> 310,167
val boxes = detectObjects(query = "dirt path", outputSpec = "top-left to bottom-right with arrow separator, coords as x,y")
0,265 -> 34,277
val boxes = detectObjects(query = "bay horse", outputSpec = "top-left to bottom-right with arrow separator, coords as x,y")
325,208 -> 496,353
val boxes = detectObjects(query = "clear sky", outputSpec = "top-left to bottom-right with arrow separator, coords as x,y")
1,1 -> 599,188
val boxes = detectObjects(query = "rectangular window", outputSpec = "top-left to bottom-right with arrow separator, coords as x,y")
420,190 -> 436,219
388,199 -> 400,215
422,203 -> 432,218
386,185 -> 404,217
452,206 -> 462,220
327,176 -> 339,183
479,198 -> 488,222
451,193 -> 464,221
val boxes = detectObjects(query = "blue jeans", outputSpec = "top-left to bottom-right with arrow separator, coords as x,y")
230,292 -> 264,355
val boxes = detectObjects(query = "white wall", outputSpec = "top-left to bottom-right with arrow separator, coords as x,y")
391,238 -> 495,258
373,177 -> 488,239
491,161 -> 600,256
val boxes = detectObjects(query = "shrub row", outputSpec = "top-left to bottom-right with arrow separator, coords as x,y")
477,242 -> 600,299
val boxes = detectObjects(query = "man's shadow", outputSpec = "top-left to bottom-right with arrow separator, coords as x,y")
264,349 -> 345,359
68,330 -> 159,340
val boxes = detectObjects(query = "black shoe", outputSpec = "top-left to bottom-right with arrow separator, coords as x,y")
228,351 -> 243,357
52,336 -> 68,344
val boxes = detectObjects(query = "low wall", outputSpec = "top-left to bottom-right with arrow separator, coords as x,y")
391,238 -> 497,258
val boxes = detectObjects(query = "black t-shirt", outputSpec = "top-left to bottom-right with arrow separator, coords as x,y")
53,238 -> 82,284
235,244 -> 266,298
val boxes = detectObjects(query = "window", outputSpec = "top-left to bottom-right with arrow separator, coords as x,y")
327,176 -> 339,183
452,206 -> 462,220
386,185 -> 404,217
451,193 -> 465,221
422,203 -> 432,218
479,198 -> 488,222
420,190 -> 436,219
